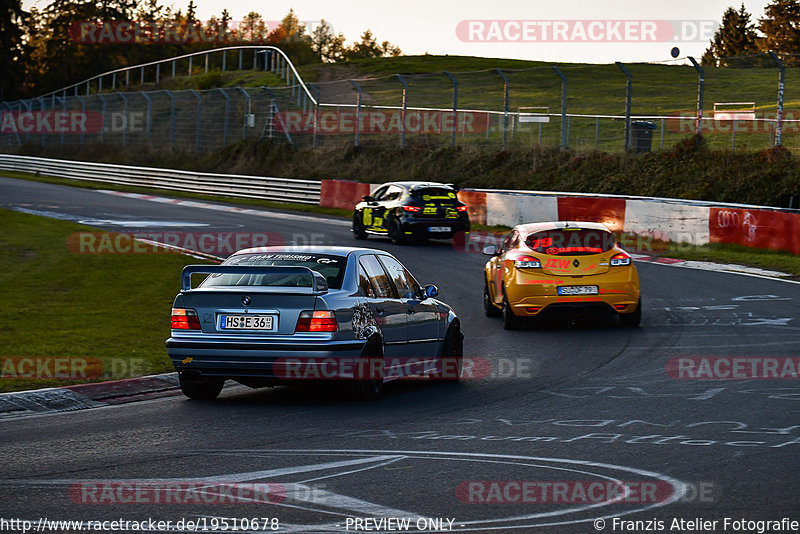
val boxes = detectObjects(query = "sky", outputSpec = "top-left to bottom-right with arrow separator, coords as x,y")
23,0 -> 774,64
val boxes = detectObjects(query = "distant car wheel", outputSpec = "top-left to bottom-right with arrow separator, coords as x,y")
352,213 -> 367,240
484,280 -> 501,317
620,298 -> 642,327
502,290 -> 523,330
431,322 -> 463,382
350,338 -> 384,401
388,218 -> 406,245
179,372 -> 224,400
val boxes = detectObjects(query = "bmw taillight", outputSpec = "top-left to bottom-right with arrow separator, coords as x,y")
610,252 -> 632,266
514,256 -> 541,269
171,308 -> 201,330
456,205 -> 469,212
296,310 -> 338,332
402,205 -> 421,212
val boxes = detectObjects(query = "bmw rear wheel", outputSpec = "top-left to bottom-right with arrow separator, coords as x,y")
179,372 -> 225,400
350,338 -> 384,401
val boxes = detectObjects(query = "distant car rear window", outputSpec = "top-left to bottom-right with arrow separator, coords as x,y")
525,229 -> 615,256
201,253 -> 346,289
410,188 -> 458,202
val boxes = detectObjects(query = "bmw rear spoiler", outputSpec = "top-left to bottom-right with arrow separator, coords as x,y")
180,265 -> 329,294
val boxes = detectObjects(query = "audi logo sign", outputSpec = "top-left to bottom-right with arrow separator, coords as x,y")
709,207 -> 800,254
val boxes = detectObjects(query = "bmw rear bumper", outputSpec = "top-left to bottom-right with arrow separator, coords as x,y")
166,336 -> 367,379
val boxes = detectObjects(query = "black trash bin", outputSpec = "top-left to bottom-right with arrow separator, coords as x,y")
255,50 -> 274,71
630,121 -> 657,153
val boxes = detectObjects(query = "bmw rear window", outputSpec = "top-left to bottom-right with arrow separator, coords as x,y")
525,229 -> 615,256
200,253 -> 346,289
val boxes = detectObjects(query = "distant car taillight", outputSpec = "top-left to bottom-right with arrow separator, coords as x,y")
456,205 -> 469,212
296,310 -> 338,332
610,252 -> 632,266
171,308 -> 201,330
514,255 -> 541,269
402,205 -> 421,212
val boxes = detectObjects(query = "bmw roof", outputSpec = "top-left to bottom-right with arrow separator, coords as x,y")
230,245 -> 392,257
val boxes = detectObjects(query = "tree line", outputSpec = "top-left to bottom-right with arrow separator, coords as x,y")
1,0 -> 402,101
702,0 -> 800,66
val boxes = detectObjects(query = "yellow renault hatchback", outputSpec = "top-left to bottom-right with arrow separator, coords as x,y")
483,221 -> 641,329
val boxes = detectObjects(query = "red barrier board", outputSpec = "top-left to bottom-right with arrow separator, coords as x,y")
709,207 -> 800,254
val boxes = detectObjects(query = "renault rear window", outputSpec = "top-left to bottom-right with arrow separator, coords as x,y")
525,229 -> 615,256
201,253 -> 346,289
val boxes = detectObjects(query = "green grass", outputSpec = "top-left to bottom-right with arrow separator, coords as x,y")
87,53 -> 800,152
0,208 -> 213,393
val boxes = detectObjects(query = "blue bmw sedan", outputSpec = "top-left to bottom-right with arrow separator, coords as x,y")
167,246 -> 463,401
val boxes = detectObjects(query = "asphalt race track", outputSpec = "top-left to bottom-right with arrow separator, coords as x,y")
1,176 -> 799,534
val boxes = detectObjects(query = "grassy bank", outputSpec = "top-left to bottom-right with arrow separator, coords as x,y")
15,135 -> 800,207
0,208 -> 211,393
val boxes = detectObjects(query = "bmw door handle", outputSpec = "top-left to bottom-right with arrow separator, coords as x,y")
375,307 -> 385,316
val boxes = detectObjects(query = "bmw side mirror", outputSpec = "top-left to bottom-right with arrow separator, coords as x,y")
423,284 -> 439,299
482,245 -> 497,256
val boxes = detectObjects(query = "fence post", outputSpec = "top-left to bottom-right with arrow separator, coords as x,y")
118,92 -> 129,147
239,48 -> 243,70
37,97 -> 46,146
309,84 -> 321,148
552,66 -> 567,151
188,56 -> 193,76
205,52 -> 209,74
98,76 -> 102,93
125,69 -> 130,86
112,72 -> 116,90
189,89 -> 202,152
494,69 -> 510,148
769,51 -> 785,146
615,61 -> 632,152
222,49 -> 226,71
56,96 -> 66,147
140,66 -> 145,85
163,90 -> 175,149
97,94 -> 107,143
217,88 -> 230,147
234,87 -> 251,141
75,95 -> 85,145
139,91 -> 151,141
3,102 -> 21,147
156,63 -> 160,84
396,74 -> 408,148
351,80 -> 363,147
687,56 -> 704,137
172,60 -> 176,78
444,71 -> 458,147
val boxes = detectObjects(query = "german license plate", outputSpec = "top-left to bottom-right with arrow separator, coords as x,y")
219,314 -> 275,330
429,226 -> 450,232
557,286 -> 599,296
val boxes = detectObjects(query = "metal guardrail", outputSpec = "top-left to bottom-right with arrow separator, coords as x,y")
0,154 -> 321,204
36,45 -> 316,105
